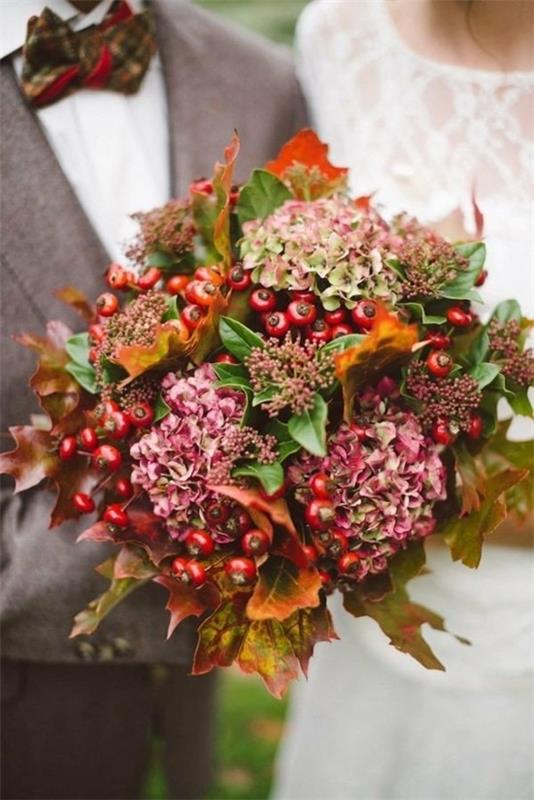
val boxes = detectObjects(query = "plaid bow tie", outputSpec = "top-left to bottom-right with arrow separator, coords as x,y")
21,1 -> 157,108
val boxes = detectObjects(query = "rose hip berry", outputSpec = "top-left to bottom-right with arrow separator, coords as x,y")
127,402 -> 154,429
249,288 -> 276,314
228,265 -> 251,292
181,304 -> 204,331
103,503 -> 129,528
59,435 -> 77,461
214,352 -> 238,364
96,292 -> 119,317
305,498 -> 335,530
302,544 -> 319,564
475,269 -> 488,287
287,300 -> 317,328
78,427 -> 98,451
106,262 -> 128,290
352,300 -> 377,330
185,529 -> 215,558
310,472 -> 332,500
115,477 -> 134,499
428,332 -> 451,350
264,311 -> 290,338
184,560 -> 208,588
290,290 -> 316,304
327,529 -> 349,557
467,413 -> 484,440
306,319 -> 332,344
205,500 -> 231,527
92,444 -> 122,472
447,306 -> 472,327
186,279 -> 218,308
431,419 -> 456,446
225,556 -> 257,586
137,267 -> 161,291
426,350 -> 453,378
89,323 -> 105,344
338,551 -> 361,575
103,410 -> 131,440
241,529 -> 270,557
72,492 -> 95,514
166,274 -> 189,295
324,307 -> 347,326
331,323 -> 353,338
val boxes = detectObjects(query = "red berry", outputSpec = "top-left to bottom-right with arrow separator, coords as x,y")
92,444 -> 122,472
103,410 -> 131,440
249,288 -> 276,314
170,556 -> 188,581
224,556 -> 257,586
72,492 -> 95,514
474,269 -> 488,287
185,560 -> 207,588
181,304 -> 204,331
428,332 -> 451,350
59,435 -> 77,461
351,300 -> 377,330
259,479 -> 288,501
185,279 -> 218,307
431,420 -> 456,446
331,323 -> 353,338
241,529 -> 270,556
115,477 -> 134,499
264,311 -> 290,338
306,319 -> 332,344
447,306 -> 472,327
237,510 -> 253,534
305,498 -> 335,530
327,529 -> 349,557
106,262 -> 128,290
338,551 -> 361,575
103,503 -> 129,528
426,350 -> 453,378
467,413 -> 484,440
78,427 -> 98,451
310,472 -> 332,500
318,569 -> 332,586
88,347 -> 99,365
194,267 -> 224,286
96,292 -> 119,317
138,267 -> 162,291
97,399 -> 120,419
287,300 -> 317,328
127,402 -> 154,429
290,290 -> 316,304
166,274 -> 189,295
205,500 -> 231,527
324,307 -> 347,326
228,265 -> 251,292
185,529 -> 215,558
88,323 -> 105,344
214,352 -> 238,364
302,544 -> 319,564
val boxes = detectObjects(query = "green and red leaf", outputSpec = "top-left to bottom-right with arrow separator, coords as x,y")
78,508 -> 181,565
0,426 -> 57,493
282,601 -> 338,676
113,319 -> 191,382
55,286 -> 94,321
212,131 -> 240,271
246,555 -> 322,621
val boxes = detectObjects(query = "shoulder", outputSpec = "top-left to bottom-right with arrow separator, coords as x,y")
296,0 -> 381,52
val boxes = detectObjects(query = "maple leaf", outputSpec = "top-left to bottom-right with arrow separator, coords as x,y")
440,467 -> 528,568
0,426 -> 57,493
113,545 -> 159,580
154,574 -> 220,638
77,508 -> 180,565
479,420 -> 534,520
212,131 -> 240,271
14,321 -> 87,431
246,556 -> 322,622
264,129 -> 348,200
453,442 -> 487,516
113,319 -> 191,382
282,601 -> 338,677
70,566 -> 147,638
55,286 -> 94,321
334,305 -> 418,422
49,456 -> 97,528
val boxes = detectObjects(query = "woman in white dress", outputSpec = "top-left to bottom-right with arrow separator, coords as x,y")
273,2 -> 534,799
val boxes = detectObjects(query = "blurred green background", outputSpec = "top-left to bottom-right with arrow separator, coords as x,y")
145,8 -> 309,799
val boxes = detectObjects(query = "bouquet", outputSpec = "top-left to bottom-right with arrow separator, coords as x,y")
2,130 -> 532,696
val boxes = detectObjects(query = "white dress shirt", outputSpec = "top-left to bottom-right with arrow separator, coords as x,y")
0,0 -> 170,261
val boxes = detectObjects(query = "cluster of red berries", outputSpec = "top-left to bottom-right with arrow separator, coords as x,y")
59,398 -> 153,524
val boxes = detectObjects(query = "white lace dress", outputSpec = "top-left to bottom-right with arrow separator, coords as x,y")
273,2 -> 534,799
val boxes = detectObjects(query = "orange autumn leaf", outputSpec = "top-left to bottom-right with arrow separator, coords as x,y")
335,305 -> 418,422
246,556 -> 322,622
154,575 -> 220,639
213,131 -> 240,272
113,319 -> 191,382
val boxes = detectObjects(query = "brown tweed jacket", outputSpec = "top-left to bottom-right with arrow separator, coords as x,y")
0,0 -> 307,664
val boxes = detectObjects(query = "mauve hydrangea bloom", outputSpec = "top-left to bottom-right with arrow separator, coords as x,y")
130,364 -> 246,540
240,196 -> 400,310
289,404 -> 446,580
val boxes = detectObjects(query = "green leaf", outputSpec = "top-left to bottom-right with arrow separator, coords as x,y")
65,332 -> 91,366
147,251 -> 174,269
65,360 -> 97,394
491,299 -> 522,324
507,385 -> 533,417
288,394 -> 328,457
402,302 -> 447,325
233,460 -> 285,495
469,362 -> 501,390
219,317 -> 264,362
467,329 -> 490,365
162,295 -> 179,321
154,392 -> 171,422
70,572 -> 147,637
213,362 -> 251,390
440,242 -> 486,300
320,333 -> 365,355
266,420 -> 301,462
252,386 -> 277,407
100,357 -> 127,386
237,169 -> 292,227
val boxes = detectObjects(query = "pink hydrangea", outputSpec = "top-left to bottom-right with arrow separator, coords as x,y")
130,364 -> 245,539
289,404 -> 446,580
240,196 -> 400,310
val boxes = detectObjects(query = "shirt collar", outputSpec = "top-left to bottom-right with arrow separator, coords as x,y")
0,0 -> 143,60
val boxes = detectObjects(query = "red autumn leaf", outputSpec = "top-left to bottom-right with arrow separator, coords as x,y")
264,129 -> 348,200
282,602 -> 338,677
354,193 -> 374,212
55,286 -> 95,321
113,319 -> 191,382
78,508 -> 180,565
193,593 -> 251,673
212,131 -> 240,271
335,304 -> 418,422
153,574 -> 219,638
246,556 -> 322,622
49,457 -> 97,528
0,425 -> 58,493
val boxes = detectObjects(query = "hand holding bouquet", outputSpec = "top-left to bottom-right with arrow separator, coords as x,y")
2,131 -> 532,696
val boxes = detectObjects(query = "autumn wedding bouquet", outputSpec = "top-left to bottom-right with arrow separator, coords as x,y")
2,131 -> 532,696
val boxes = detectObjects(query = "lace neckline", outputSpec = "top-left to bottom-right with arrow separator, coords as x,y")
376,0 -> 534,86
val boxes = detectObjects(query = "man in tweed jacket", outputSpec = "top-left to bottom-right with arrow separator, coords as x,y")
0,1 -> 306,797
